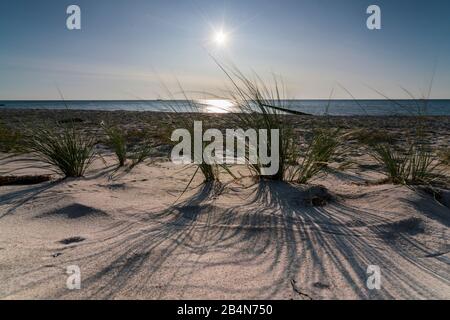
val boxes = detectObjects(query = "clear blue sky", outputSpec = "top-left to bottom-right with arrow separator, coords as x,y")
0,0 -> 449,100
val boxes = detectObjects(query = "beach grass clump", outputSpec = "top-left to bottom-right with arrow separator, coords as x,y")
222,68 -> 297,180
128,142 -> 155,170
162,110 -> 224,203
363,93 -> 442,185
23,123 -> 96,178
292,129 -> 342,184
219,65 -> 344,183
101,121 -> 165,170
372,143 -> 409,184
161,96 -> 223,183
371,142 -> 439,185
101,121 -> 127,167
408,145 -> 438,184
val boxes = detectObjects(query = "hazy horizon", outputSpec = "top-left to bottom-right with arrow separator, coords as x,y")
1,0 -> 449,100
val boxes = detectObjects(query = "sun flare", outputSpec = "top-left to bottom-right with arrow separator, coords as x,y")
213,30 -> 228,46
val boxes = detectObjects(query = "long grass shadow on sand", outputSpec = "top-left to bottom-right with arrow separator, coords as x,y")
247,182 -> 448,299
71,182 -> 220,299
0,181 -> 60,218
2,181 -> 448,299
86,183 -> 445,298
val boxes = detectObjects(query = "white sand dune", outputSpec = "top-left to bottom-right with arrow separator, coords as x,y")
0,156 -> 449,299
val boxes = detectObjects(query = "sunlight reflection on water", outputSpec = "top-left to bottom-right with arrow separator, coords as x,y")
198,99 -> 235,113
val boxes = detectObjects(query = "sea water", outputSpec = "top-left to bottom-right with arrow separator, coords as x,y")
1,99 -> 450,116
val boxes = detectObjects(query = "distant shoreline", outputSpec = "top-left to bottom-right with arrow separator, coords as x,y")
3,107 -> 450,118
4,109 -> 450,120
2,99 -> 450,116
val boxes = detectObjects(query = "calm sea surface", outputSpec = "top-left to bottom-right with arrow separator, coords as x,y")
1,99 -> 450,116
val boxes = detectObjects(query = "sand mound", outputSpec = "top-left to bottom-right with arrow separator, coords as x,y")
36,203 -> 109,220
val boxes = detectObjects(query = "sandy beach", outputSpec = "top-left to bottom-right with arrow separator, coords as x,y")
0,110 -> 449,300
3,0 -> 450,307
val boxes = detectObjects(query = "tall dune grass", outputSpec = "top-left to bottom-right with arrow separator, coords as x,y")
292,130 -> 342,184
101,120 -> 158,170
366,92 -> 442,185
371,142 -> 439,185
23,122 -> 96,178
160,93 -> 222,183
101,121 -> 127,167
218,65 -> 343,183
219,67 -> 297,180
128,141 -> 155,170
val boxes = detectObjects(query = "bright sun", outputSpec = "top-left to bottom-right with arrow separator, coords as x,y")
214,30 -> 228,46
